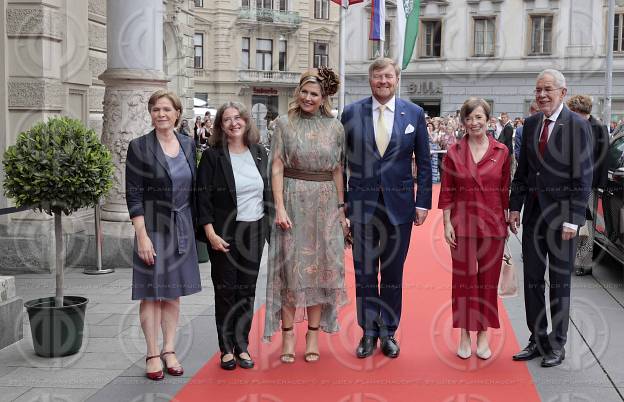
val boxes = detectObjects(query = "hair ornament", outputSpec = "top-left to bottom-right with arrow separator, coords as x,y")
317,67 -> 340,96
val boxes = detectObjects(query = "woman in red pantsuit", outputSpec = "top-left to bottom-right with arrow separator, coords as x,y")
438,98 -> 510,360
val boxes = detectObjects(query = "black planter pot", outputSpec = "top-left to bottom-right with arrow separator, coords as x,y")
24,296 -> 88,357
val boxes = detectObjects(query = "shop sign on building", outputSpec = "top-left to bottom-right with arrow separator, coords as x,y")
253,87 -> 279,95
406,81 -> 442,96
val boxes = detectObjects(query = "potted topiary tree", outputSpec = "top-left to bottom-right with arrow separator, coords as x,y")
2,116 -> 114,357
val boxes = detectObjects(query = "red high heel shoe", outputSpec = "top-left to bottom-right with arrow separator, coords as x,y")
145,355 -> 165,381
161,351 -> 184,376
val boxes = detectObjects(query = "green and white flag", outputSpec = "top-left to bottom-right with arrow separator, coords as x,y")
395,0 -> 421,70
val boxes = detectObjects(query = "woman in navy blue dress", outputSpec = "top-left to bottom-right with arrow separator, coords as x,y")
125,90 -> 201,381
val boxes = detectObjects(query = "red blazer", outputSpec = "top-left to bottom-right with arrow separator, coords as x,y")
438,136 -> 510,238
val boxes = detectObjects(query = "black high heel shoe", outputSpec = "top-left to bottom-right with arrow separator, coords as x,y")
237,351 -> 254,369
220,352 -> 236,370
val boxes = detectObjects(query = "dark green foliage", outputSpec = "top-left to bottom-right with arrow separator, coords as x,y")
3,116 -> 114,215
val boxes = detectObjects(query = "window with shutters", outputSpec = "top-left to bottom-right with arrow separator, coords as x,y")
256,39 -> 273,70
242,37 -> 250,69
421,20 -> 442,58
528,15 -> 553,55
313,42 -> 329,67
194,33 -> 204,69
315,0 -> 330,19
473,17 -> 495,57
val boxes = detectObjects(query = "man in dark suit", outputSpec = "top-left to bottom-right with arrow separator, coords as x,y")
509,69 -> 593,367
498,112 -> 514,157
341,58 -> 432,359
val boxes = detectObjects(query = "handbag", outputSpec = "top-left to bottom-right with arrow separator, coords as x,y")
498,239 -> 518,298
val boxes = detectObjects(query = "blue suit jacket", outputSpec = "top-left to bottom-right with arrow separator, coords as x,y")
510,105 -> 593,228
341,97 -> 432,225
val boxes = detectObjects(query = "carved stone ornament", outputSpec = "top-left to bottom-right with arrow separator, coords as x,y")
99,69 -> 167,221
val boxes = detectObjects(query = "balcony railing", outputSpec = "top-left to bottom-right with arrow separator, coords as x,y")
238,69 -> 300,84
238,7 -> 301,27
194,69 -> 210,80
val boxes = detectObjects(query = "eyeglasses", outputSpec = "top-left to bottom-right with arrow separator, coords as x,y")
222,116 -> 243,125
534,87 -> 562,96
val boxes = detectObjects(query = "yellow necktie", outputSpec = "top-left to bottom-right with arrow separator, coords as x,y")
376,104 -> 389,156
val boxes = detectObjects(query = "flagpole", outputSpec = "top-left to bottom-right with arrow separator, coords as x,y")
339,0 -> 347,116
604,0 -> 615,127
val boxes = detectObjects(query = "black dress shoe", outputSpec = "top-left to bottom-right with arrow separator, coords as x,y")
380,336 -> 400,358
356,336 -> 377,358
237,352 -> 254,369
220,353 -> 236,370
512,342 -> 541,361
541,348 -> 565,367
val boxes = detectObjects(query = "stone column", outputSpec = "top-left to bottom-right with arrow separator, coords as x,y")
99,0 -> 168,221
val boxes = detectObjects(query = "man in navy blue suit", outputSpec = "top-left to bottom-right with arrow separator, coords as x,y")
509,69 -> 593,367
341,58 -> 432,359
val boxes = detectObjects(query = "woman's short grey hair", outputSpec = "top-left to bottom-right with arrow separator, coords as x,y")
537,69 -> 567,88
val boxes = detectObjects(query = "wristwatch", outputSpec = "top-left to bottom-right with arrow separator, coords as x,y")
337,203 -> 345,209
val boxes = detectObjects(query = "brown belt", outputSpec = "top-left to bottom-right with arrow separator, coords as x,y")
283,168 -> 333,182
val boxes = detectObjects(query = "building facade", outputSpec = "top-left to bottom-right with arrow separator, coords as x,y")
345,0 -> 624,121
193,0 -> 340,135
0,0 -> 196,272
0,0 -> 196,210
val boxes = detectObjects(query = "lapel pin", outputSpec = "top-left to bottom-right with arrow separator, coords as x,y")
400,112 -> 405,116
490,158 -> 497,163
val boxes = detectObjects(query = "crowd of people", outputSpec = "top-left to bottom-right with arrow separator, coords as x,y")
175,112 -> 215,150
426,101 -> 620,184
125,58 -> 613,382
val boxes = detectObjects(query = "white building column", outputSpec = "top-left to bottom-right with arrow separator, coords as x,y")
100,0 -> 168,221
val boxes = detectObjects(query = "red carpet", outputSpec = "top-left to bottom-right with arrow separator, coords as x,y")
175,186 -> 540,402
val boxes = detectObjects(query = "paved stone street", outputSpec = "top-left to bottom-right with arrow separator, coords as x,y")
0,237 -> 623,402
0,259 -> 225,402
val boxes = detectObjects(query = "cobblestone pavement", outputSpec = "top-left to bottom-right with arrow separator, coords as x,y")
0,238 -> 623,402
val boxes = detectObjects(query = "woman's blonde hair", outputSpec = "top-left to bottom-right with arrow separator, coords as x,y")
288,70 -> 334,119
209,101 -> 259,147
567,95 -> 592,115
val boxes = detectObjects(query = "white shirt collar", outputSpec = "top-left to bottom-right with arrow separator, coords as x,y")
372,96 -> 396,113
544,102 -> 564,123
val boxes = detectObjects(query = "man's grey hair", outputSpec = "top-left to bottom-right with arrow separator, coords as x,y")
537,69 -> 567,88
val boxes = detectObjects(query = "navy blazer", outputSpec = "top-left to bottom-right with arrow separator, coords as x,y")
510,105 -> 593,228
341,97 -> 432,225
195,143 -> 271,243
125,130 -> 197,232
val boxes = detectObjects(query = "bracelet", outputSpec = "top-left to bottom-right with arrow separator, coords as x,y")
337,203 -> 345,209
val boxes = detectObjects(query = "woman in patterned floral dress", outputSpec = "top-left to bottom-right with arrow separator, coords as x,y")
263,68 -> 349,363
